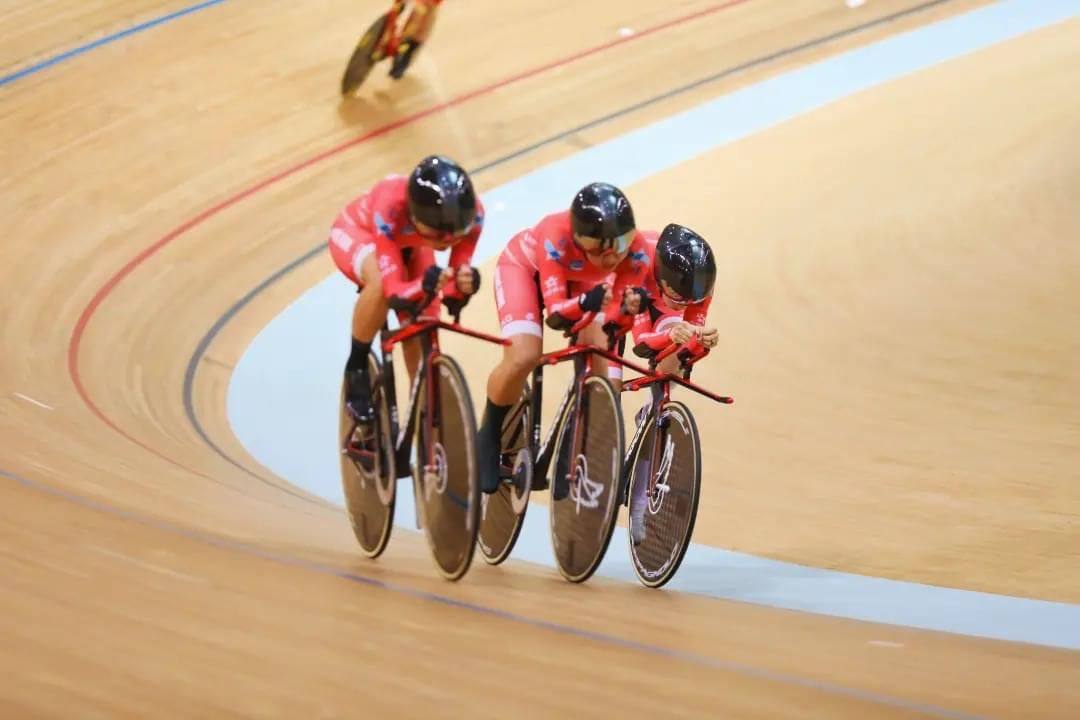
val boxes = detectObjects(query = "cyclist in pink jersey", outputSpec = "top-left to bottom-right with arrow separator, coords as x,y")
328,155 -> 483,423
477,182 -> 650,494
627,224 -> 718,361
624,223 -> 719,545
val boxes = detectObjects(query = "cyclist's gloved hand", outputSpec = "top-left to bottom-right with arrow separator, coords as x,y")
442,295 -> 468,316
422,265 -> 448,295
578,283 -> 609,314
602,313 -> 634,337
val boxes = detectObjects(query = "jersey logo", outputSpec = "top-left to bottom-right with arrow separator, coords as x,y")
374,212 -> 393,238
630,250 -> 649,265
544,238 -> 563,261
569,260 -> 585,271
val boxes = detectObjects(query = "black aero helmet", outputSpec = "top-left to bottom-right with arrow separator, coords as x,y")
654,223 -> 716,303
570,182 -> 636,253
407,155 -> 478,234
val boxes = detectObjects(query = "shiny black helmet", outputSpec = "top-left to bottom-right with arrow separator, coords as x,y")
570,182 -> 636,255
654,223 -> 716,304
407,155 -> 478,235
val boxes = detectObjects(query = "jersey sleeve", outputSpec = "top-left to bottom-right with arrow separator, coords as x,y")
602,233 -> 653,329
684,296 -> 711,326
632,306 -> 679,358
365,178 -> 429,307
372,233 -> 426,307
444,197 -> 485,299
631,297 -> 712,358
601,274 -> 635,332
535,219 -> 584,328
363,176 -> 408,237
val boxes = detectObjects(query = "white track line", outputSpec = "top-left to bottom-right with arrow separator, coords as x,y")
87,545 -> 206,584
14,392 -> 54,410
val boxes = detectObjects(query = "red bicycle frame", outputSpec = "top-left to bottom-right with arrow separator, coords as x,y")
378,312 -> 508,479
376,0 -> 408,57
621,338 -> 733,404
542,314 -> 734,406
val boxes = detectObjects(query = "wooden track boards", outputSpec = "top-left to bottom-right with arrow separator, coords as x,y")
1,0 -> 1077,716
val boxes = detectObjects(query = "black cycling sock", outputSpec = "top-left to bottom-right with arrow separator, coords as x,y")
480,399 -> 512,436
345,338 -> 371,373
390,39 -> 421,78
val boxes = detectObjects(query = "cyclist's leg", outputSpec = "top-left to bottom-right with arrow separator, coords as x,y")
577,318 -> 624,392
477,258 -> 543,493
390,0 -> 440,78
330,224 -> 389,421
404,0 -> 440,43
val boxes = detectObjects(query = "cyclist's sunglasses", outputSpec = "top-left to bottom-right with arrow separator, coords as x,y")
574,230 -> 634,258
658,279 -> 693,308
415,219 -> 475,243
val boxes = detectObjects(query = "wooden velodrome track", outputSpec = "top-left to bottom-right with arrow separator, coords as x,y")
2,0 -> 1078,716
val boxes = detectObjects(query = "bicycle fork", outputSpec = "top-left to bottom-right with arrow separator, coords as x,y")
623,382 -> 674,513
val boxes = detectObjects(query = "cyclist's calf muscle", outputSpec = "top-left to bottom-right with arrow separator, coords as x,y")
487,334 -> 541,406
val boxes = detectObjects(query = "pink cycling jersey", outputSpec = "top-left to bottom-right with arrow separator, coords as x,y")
596,231 -> 712,358
494,210 -> 651,336
328,174 -> 483,308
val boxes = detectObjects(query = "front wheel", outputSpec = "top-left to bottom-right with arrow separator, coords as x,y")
627,401 -> 701,588
339,355 -> 396,558
412,354 -> 480,581
478,389 -> 533,565
549,376 -> 624,583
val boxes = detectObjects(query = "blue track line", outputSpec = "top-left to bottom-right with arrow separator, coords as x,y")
1,0 -> 228,87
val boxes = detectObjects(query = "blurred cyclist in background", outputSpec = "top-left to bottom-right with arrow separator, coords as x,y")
389,0 -> 443,79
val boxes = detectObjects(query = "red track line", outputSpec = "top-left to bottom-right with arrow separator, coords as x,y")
66,0 -> 753,472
